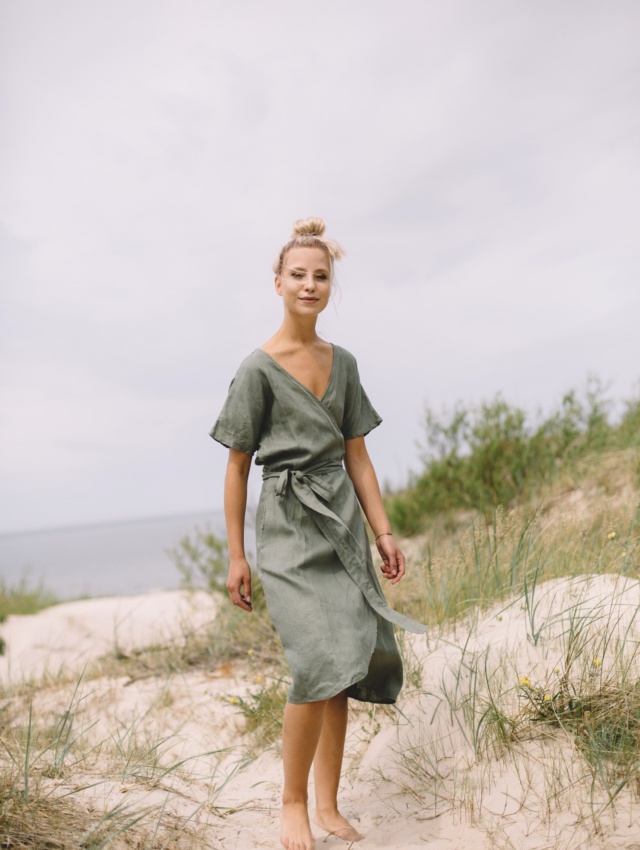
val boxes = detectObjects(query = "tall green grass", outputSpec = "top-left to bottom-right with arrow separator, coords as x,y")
0,575 -> 58,621
393,500 -> 639,630
0,576 -> 59,656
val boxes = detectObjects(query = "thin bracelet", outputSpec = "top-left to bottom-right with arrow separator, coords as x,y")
375,531 -> 393,542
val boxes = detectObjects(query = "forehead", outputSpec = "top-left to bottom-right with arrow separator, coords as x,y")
284,246 -> 331,270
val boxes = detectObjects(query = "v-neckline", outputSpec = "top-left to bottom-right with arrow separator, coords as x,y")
257,344 -> 336,403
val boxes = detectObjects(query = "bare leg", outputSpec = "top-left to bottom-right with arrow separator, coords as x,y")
280,699 -> 327,850
312,691 -> 363,842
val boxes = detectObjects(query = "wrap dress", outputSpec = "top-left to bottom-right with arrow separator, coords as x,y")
210,344 -> 427,705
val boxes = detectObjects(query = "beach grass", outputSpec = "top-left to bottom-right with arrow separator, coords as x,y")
375,467 -> 640,837
385,572 -> 640,835
0,576 -> 59,658
0,575 -> 58,621
0,687 -> 213,848
399,499 -> 638,632
225,675 -> 289,755
84,577 -> 283,692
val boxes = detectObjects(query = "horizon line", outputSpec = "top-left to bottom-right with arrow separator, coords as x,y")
0,507 -> 226,539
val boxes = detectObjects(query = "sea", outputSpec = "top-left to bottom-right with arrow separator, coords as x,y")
0,510 -> 229,601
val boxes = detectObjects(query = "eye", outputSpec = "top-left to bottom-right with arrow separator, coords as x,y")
290,271 -> 304,279
315,273 -> 328,281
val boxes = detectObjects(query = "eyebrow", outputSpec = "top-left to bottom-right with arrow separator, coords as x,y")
285,265 -> 329,273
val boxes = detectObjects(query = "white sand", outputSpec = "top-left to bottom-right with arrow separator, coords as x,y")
0,589 -> 217,684
2,576 -> 640,848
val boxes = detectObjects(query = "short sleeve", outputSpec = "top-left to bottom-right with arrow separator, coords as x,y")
209,357 -> 269,456
341,355 -> 382,440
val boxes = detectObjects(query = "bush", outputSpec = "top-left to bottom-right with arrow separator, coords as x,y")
168,525 -> 229,592
386,377 -> 638,535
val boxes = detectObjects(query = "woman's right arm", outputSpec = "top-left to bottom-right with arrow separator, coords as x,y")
224,447 -> 253,612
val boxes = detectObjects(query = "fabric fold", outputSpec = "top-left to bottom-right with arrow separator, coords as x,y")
264,463 -> 428,636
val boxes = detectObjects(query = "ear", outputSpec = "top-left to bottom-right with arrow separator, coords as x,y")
274,275 -> 283,296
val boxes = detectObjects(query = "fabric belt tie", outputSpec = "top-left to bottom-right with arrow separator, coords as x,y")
262,462 -> 427,635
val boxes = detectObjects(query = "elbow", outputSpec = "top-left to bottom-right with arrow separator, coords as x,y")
344,450 -> 372,486
344,439 -> 370,474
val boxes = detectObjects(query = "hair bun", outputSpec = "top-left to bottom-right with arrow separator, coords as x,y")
291,217 -> 326,238
273,217 -> 345,274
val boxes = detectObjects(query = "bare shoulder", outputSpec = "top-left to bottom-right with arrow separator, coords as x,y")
259,334 -> 280,356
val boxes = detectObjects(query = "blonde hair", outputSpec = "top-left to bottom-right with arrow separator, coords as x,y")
273,217 -> 345,275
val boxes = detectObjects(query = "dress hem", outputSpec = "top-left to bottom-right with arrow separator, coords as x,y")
285,618 -> 397,706
286,676 -> 397,706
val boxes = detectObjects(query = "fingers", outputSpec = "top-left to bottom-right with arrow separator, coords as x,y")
226,570 -> 253,612
379,558 -> 397,581
377,541 -> 406,584
390,550 -> 405,585
228,587 -> 252,612
384,549 -> 398,579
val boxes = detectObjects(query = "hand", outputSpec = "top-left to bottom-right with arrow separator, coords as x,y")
226,557 -> 252,612
375,535 -> 405,585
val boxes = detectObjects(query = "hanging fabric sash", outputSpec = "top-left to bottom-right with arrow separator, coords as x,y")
263,462 -> 428,635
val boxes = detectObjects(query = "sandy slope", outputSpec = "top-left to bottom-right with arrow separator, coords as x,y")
0,590 -> 217,684
2,578 -> 640,849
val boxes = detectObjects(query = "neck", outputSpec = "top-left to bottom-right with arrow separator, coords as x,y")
276,313 -> 319,346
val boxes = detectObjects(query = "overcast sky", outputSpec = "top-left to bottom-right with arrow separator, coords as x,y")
1,1 -> 639,534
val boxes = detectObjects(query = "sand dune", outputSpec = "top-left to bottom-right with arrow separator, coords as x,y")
2,576 -> 640,848
0,590 -> 217,684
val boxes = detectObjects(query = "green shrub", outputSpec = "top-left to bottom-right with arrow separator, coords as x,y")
616,393 -> 640,449
227,677 -> 289,753
386,377 -> 638,535
168,525 -> 229,592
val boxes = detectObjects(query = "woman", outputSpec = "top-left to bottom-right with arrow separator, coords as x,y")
211,218 -> 426,850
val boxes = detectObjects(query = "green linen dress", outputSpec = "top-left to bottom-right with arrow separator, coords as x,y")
210,344 -> 427,705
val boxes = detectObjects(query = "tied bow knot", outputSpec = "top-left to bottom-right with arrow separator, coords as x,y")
262,461 -> 428,635
274,467 -> 336,503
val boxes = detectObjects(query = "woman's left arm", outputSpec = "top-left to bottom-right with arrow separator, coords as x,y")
344,436 -> 405,585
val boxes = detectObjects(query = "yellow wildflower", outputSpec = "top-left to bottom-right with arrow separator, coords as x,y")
553,667 -> 560,674
608,531 -> 617,540
253,675 -> 264,684
544,694 -> 552,701
622,550 -> 627,557
592,658 -> 601,667
247,648 -> 255,656
519,676 -> 531,687
228,696 -> 240,705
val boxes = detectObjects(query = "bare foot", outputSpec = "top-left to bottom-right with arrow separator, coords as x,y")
281,801 -> 315,850
313,808 -> 364,842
